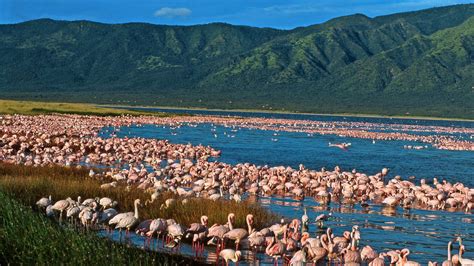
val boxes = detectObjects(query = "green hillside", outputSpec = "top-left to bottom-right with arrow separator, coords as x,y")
1,4 -> 473,118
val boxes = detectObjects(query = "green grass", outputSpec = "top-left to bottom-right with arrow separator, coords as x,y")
0,190 -> 201,265
0,99 -> 171,116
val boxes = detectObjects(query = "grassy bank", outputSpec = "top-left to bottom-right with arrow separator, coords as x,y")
0,190 -> 202,265
0,99 -> 170,116
0,163 -> 277,264
0,163 -> 277,230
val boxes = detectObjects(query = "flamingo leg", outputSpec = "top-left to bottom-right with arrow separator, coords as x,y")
215,238 -> 221,254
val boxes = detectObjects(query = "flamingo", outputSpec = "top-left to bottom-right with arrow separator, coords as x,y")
289,246 -> 307,266
223,214 -> 252,250
369,253 -> 386,266
265,235 -> 286,266
94,207 -> 118,229
458,245 -> 474,265
113,199 -> 141,238
315,212 -> 332,228
301,232 -> 320,248
248,231 -> 266,259
382,196 -> 399,207
342,231 -> 361,264
306,234 -> 330,264
399,248 -> 421,266
45,204 -> 55,217
186,215 -> 208,255
99,197 -> 115,210
36,195 -> 51,210
381,168 -> 389,176
207,213 -> 234,250
81,197 -> 99,207
331,229 -> 351,253
456,237 -> 474,265
160,198 -> 176,210
442,241 -> 453,266
361,245 -> 378,263
146,218 -> 167,237
135,219 -> 152,236
51,198 -> 70,222
145,191 -> 160,206
219,249 -> 241,266
66,203 -> 81,225
79,204 -> 96,229
165,223 -> 185,250
301,208 -> 309,232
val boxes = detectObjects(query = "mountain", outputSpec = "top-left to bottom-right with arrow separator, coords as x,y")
1,4 -> 474,118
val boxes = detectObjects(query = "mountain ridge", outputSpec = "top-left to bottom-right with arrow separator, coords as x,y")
1,4 -> 473,118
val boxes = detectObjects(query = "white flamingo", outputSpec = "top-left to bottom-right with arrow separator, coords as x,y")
219,249 -> 241,265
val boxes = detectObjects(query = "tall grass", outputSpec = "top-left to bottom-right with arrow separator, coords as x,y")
0,191 -> 202,265
0,163 -> 277,230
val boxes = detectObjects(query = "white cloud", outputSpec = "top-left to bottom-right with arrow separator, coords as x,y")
154,7 -> 192,18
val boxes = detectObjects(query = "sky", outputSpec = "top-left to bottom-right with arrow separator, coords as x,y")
1,0 -> 473,29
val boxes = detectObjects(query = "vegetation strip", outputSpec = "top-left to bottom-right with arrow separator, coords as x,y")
0,162 -> 277,240
0,99 -> 170,117
0,190 -> 205,265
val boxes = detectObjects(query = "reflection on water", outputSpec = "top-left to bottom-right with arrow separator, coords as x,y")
259,195 -> 473,263
99,117 -> 474,264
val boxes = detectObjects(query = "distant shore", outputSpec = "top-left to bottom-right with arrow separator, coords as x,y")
101,104 -> 474,122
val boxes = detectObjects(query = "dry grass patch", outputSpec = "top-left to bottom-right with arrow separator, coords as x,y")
0,163 -> 277,229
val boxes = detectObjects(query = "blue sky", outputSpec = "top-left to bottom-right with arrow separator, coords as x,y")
1,0 -> 473,29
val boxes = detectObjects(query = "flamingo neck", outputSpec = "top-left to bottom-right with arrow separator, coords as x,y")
350,232 -> 357,251
448,242 -> 452,261
246,218 -> 253,234
321,236 -> 329,250
134,201 -> 139,219
265,238 -> 275,254
228,216 -> 233,230
232,253 -> 239,262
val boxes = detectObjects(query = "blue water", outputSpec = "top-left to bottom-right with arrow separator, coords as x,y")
100,110 -> 474,264
109,123 -> 474,186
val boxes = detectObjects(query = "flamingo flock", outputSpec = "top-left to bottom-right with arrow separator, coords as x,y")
1,114 -> 472,213
36,194 -> 472,265
2,113 -> 474,264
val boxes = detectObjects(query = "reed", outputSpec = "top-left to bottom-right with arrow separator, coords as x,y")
0,163 -> 277,229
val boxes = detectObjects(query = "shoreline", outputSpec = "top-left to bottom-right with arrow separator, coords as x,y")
100,104 -> 474,122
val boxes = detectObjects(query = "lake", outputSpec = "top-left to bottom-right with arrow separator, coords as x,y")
102,108 -> 474,264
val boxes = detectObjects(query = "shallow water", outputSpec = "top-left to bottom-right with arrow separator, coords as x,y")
108,123 -> 474,185
100,112 -> 474,264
